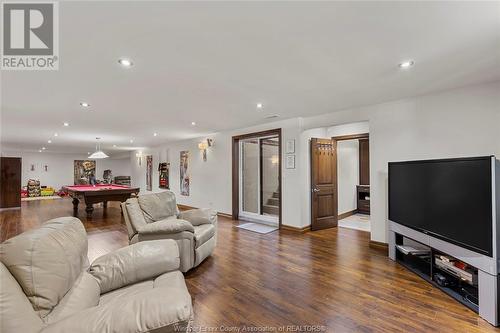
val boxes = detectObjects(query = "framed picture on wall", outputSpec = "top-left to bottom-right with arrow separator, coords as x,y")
286,139 -> 295,154
146,155 -> 153,191
180,151 -> 190,196
74,160 -> 96,185
285,155 -> 295,169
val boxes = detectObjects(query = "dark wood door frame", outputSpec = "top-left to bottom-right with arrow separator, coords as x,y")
232,128 -> 282,228
331,133 -> 369,186
329,132 -> 370,221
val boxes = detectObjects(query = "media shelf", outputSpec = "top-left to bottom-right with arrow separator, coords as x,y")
395,235 -> 479,313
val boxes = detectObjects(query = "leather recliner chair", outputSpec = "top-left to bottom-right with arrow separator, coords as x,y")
0,217 -> 193,333
121,191 -> 217,272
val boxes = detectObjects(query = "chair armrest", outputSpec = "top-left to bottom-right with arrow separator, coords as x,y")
137,219 -> 195,235
41,287 -> 193,333
178,208 -> 217,226
88,240 -> 180,293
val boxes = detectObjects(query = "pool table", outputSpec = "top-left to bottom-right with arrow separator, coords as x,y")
63,184 -> 140,218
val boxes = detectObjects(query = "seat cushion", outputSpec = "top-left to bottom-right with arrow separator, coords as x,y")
0,217 -> 88,317
99,280 -> 154,306
99,271 -> 187,306
41,279 -> 193,333
193,224 -> 215,247
138,191 -> 178,223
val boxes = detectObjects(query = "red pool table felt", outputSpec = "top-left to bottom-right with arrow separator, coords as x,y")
64,184 -> 132,192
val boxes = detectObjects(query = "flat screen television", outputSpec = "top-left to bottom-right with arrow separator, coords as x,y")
389,156 -> 494,256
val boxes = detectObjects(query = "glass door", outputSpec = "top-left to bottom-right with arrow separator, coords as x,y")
239,136 -> 279,225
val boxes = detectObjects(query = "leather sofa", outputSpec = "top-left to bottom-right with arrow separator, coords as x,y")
121,191 -> 217,272
0,217 -> 193,333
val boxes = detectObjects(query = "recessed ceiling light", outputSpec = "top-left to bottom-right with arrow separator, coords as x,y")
54,133 -> 58,137
47,139 -> 52,143
87,152 -> 90,155
80,102 -> 90,108
191,121 -> 196,126
42,147 -> 46,150
130,139 -> 134,143
153,132 -> 158,137
256,103 -> 264,110
113,144 -> 117,147
399,60 -> 414,69
118,58 -> 133,67
63,122 -> 69,127
38,150 -> 42,153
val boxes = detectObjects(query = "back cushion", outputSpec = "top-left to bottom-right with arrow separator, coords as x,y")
124,198 -> 147,235
0,262 -> 43,333
138,191 -> 178,223
0,217 -> 88,317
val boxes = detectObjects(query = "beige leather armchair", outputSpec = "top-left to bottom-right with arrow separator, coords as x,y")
121,191 -> 217,272
0,217 -> 193,333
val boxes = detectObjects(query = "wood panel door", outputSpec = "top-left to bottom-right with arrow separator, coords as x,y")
310,138 -> 338,230
0,157 -> 22,208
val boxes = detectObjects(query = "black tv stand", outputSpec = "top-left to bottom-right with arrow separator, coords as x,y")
389,222 -> 498,326
394,234 -> 479,313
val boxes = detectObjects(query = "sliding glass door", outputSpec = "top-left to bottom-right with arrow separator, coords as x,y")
239,136 -> 280,225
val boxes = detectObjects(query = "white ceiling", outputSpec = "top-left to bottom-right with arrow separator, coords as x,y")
2,1 -> 500,155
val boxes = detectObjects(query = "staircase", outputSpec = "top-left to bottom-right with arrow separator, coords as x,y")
262,190 -> 280,216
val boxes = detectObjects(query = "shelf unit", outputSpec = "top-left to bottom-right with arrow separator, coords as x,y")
389,221 -> 499,326
395,234 -> 479,313
356,185 -> 370,214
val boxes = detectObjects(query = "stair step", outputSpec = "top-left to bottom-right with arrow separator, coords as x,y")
262,204 -> 279,215
272,192 -> 280,198
266,198 -> 280,206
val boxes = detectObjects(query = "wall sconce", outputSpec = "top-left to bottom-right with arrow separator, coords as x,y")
198,138 -> 214,162
136,151 -> 143,166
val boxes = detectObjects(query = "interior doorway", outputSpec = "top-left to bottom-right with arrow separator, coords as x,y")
310,133 -> 370,231
334,134 -> 370,232
232,129 -> 282,228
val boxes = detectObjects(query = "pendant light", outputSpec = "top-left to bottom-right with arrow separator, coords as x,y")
88,137 -> 109,159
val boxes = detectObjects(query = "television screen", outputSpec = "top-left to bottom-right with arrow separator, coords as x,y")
389,156 -> 493,256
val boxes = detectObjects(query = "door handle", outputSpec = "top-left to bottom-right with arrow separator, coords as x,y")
312,188 -> 320,193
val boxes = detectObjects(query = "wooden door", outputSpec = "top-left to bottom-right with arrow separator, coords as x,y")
310,138 -> 338,230
1,157 -> 22,208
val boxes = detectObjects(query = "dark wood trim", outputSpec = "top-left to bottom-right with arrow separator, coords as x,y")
177,204 -> 196,211
217,212 -> 234,219
338,209 -> 357,220
331,133 -> 369,141
259,139 -> 264,217
359,138 -> 370,185
281,225 -> 311,233
232,128 -> 283,141
178,203 -> 233,219
232,128 -> 282,228
232,136 -> 239,220
369,240 -> 389,255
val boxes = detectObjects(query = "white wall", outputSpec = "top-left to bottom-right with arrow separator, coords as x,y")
131,80 -> 500,243
337,139 -> 359,215
0,151 -> 132,190
131,117 -> 304,227
303,80 -> 500,243
327,121 -> 370,137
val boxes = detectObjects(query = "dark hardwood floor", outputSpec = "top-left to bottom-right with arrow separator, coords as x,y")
1,198 -> 498,332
